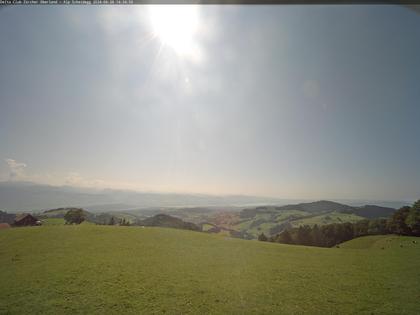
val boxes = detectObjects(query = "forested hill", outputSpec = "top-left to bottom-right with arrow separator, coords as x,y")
232,201 -> 397,239
244,200 -> 396,218
276,200 -> 355,213
137,214 -> 200,231
351,205 -> 396,219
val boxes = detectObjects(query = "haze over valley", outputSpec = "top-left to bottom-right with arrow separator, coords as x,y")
1,4 -> 420,315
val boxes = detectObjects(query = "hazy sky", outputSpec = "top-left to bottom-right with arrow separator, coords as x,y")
0,5 -> 419,201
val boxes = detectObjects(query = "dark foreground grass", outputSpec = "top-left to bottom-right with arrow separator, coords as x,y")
0,226 -> 419,314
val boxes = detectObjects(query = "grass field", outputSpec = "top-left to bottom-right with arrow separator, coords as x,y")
1,226 -> 419,314
42,218 -> 65,225
42,218 -> 94,226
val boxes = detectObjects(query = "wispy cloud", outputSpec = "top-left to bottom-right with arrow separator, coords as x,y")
64,172 -> 107,188
5,158 -> 27,181
2,159 -> 143,191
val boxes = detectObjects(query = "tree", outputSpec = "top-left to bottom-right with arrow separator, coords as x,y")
341,222 -> 354,243
412,200 -> 420,212
311,224 -> 323,246
321,224 -> 338,247
278,229 -> 292,244
258,233 -> 268,242
64,209 -> 85,225
406,200 -> 420,236
368,219 -> 389,235
353,220 -> 369,237
119,218 -> 130,226
108,216 -> 115,226
296,225 -> 312,245
388,206 -> 411,235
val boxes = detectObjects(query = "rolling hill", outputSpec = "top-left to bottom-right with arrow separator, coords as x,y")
137,214 -> 200,231
275,200 -> 355,213
0,226 -> 419,314
351,205 -> 396,219
41,207 -> 91,218
224,201 -> 397,239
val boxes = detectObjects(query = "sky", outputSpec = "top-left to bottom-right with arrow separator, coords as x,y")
0,5 -> 419,201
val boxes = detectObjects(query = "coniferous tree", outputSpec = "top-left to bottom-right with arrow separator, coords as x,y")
296,225 -> 312,245
279,229 -> 292,244
406,201 -> 420,236
388,206 -> 411,235
311,224 -> 323,246
258,233 -> 268,242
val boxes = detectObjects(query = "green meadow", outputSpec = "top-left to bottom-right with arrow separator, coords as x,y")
1,225 -> 419,314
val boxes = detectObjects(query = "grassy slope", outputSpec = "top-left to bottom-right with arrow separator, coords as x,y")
1,227 -> 419,314
339,234 -> 419,250
291,212 -> 366,227
232,211 -> 366,238
234,210 -> 310,237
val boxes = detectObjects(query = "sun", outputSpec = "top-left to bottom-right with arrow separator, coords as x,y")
149,5 -> 199,57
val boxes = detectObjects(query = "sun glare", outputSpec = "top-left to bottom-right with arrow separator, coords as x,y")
149,5 -> 199,57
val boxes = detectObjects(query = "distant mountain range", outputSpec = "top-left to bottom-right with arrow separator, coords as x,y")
0,181 -> 289,212
275,200 -> 355,213
275,200 -> 396,218
0,181 -> 409,213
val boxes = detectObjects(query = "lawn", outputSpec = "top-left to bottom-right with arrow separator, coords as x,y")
0,226 -> 419,314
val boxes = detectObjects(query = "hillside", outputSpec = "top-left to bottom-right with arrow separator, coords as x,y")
351,205 -> 396,219
41,207 -> 91,218
290,211 -> 366,227
274,200 -> 396,218
276,200 -> 355,213
138,214 -> 200,231
223,201 -> 396,239
339,235 -> 419,250
1,226 -> 419,314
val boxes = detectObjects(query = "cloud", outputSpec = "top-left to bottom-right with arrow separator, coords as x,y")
2,160 -> 135,191
5,158 -> 27,181
64,172 -> 107,188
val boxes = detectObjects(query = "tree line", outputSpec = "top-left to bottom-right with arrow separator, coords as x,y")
258,200 -> 420,247
64,209 -> 131,226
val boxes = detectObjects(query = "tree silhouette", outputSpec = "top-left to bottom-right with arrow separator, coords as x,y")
64,209 -> 85,225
